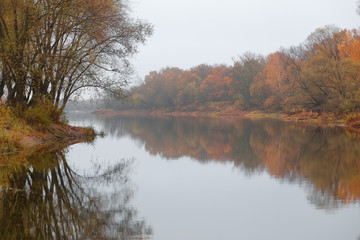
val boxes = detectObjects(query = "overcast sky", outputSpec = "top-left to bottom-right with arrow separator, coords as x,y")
130,0 -> 359,81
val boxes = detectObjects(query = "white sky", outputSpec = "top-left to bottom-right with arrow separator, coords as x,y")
130,0 -> 359,81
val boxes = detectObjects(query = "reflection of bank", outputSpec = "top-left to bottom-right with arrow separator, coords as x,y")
0,146 -> 152,240
97,115 -> 360,208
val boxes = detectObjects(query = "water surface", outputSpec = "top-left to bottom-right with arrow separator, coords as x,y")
1,114 -> 360,239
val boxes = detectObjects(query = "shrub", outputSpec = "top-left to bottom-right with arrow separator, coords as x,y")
23,104 -> 52,129
346,113 -> 360,126
20,101 -> 66,128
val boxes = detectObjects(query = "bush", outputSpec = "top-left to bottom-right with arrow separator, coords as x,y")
20,101 -> 66,128
346,113 -> 360,126
23,105 -> 52,129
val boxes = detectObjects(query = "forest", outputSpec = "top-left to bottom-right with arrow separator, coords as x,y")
107,25 -> 360,115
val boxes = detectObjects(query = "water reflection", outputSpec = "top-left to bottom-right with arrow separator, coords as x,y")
0,145 -> 152,240
96,116 -> 360,208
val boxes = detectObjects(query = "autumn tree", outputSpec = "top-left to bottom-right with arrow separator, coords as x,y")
339,29 -> 360,60
279,45 -> 308,109
337,29 -> 360,109
190,64 -> 212,79
264,52 -> 291,109
249,51 -> 297,110
0,0 -> 152,117
229,52 -> 264,108
301,26 -> 350,111
199,65 -> 231,102
175,71 -> 201,108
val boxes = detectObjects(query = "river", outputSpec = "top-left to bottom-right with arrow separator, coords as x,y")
1,113 -> 359,240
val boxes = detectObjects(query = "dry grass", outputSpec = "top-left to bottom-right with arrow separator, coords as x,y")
0,105 -> 28,154
0,104 -> 96,155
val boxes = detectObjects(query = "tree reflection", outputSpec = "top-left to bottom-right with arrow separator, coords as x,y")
97,115 -> 360,208
0,146 -> 152,240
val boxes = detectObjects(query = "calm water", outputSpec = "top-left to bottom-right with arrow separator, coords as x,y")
1,114 -> 360,239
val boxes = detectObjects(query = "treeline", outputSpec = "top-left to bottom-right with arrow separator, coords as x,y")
111,25 -> 360,113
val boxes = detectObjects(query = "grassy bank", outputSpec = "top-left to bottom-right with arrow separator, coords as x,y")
0,104 -> 96,155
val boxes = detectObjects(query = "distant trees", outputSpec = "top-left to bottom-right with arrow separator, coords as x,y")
0,0 -> 152,116
199,65 -> 231,102
116,25 -> 360,114
117,65 -> 232,111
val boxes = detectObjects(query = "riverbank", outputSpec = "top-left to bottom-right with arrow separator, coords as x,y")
92,108 -> 347,123
93,108 -> 250,118
0,105 -> 95,156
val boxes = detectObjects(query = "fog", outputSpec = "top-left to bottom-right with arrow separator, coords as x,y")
131,0 -> 359,80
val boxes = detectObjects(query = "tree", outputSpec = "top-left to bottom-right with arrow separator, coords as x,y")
250,51 -> 297,110
190,64 -> 212,79
279,45 -> 308,110
199,65 -> 231,102
0,0 -> 152,117
175,71 -> 201,108
229,52 -> 264,108
250,70 -> 271,108
338,29 -> 360,60
301,26 -> 350,111
337,29 -> 360,109
264,53 -> 288,101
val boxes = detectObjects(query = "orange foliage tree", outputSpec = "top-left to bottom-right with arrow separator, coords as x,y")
199,65 -> 231,102
339,29 -> 360,60
250,51 -> 299,110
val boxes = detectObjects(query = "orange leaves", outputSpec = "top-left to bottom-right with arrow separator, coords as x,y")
131,28 -> 359,113
250,51 -> 300,110
263,52 -> 288,97
135,65 -> 233,110
338,29 -> 360,60
199,65 -> 231,101
200,75 -> 230,101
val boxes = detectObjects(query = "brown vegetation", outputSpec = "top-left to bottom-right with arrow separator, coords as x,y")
0,104 -> 95,155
